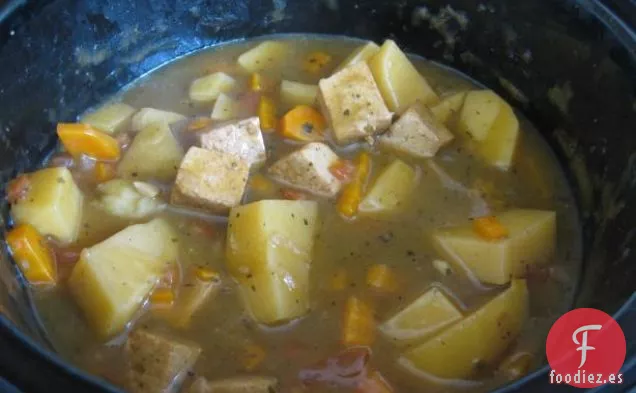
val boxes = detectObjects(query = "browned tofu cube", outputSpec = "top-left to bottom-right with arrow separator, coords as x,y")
125,329 -> 201,393
199,117 -> 266,168
187,376 -> 278,393
318,62 -> 393,145
379,101 -> 454,158
268,142 -> 343,197
171,147 -> 249,214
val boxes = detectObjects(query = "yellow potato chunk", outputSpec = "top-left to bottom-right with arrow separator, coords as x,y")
458,90 -> 502,141
368,39 -> 438,113
11,167 -> 83,243
226,200 -> 319,325
400,280 -> 528,380
68,219 -> 177,338
131,108 -> 186,131
476,102 -> 520,170
458,90 -> 520,170
210,93 -> 240,121
237,41 -> 289,73
334,41 -> 380,72
429,92 -> 467,125
189,72 -> 237,103
434,209 -> 556,285
358,159 -> 418,218
280,80 -> 318,109
81,102 -> 136,134
380,286 -> 462,347
118,122 -> 185,181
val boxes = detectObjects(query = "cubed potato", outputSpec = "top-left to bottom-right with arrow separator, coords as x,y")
189,72 -> 238,103
210,93 -> 240,121
318,61 -> 392,145
380,286 -> 462,347
280,80 -> 318,109
400,280 -> 528,380
199,117 -> 266,168
226,200 -> 319,325
126,329 -> 201,393
358,159 -> 418,218
433,209 -> 557,285
459,90 -> 520,170
131,108 -> 186,131
237,41 -> 289,73
164,266 -> 222,329
268,142 -> 342,198
171,147 -> 249,214
93,179 -> 165,219
430,92 -> 467,125
68,219 -> 177,337
475,102 -> 520,170
118,122 -> 185,181
378,101 -> 454,159
81,102 -> 136,134
188,376 -> 278,393
458,90 -> 502,141
368,40 -> 438,113
334,41 -> 380,72
11,167 -> 83,243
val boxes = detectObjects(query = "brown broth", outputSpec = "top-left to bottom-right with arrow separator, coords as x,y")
32,35 -> 582,393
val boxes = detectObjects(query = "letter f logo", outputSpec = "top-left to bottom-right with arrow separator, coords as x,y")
572,324 -> 602,368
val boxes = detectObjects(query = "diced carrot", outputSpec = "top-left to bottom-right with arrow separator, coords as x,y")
342,296 -> 375,347
330,267 -> 348,291
6,174 -> 30,204
281,188 -> 308,200
150,287 -> 175,308
5,224 -> 56,285
303,51 -> 332,74
94,162 -> 117,183
473,216 -> 509,240
249,173 -> 276,193
57,123 -> 120,161
186,117 -> 214,131
329,159 -> 356,182
357,371 -> 393,393
337,152 -> 371,218
258,95 -> 277,132
242,344 -> 266,371
280,105 -> 326,142
194,266 -> 220,282
366,264 -> 398,293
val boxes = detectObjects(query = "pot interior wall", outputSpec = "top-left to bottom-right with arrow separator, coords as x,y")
0,0 -> 633,391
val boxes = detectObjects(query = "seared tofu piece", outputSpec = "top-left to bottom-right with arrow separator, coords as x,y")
378,101 -> 454,158
318,62 -> 392,145
171,147 -> 249,214
188,376 -> 278,393
199,117 -> 266,168
126,329 -> 201,393
268,142 -> 342,198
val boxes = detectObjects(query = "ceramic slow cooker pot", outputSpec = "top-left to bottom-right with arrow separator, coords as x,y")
0,0 -> 633,392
